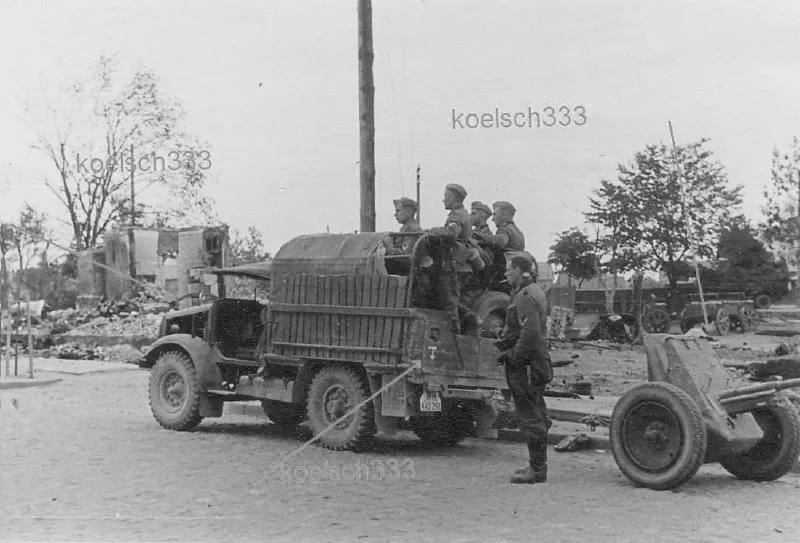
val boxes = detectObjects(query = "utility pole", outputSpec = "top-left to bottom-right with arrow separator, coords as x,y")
128,145 -> 137,290
358,0 -> 376,232
416,165 -> 421,225
669,121 -> 709,329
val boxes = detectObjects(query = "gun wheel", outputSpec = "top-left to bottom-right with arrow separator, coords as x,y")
610,382 -> 707,490
643,309 -> 670,334
714,307 -> 730,335
720,396 -> 800,482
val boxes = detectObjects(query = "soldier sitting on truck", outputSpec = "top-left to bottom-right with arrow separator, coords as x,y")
383,197 -> 423,255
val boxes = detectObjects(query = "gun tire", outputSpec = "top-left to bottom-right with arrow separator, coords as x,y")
714,307 -> 730,335
306,365 -> 376,451
611,382 -> 707,490
149,350 -> 203,431
719,395 -> 800,482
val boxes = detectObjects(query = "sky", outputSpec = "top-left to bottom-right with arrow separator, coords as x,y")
1,0 -> 799,260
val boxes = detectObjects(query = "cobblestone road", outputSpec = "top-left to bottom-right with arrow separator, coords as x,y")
1,369 -> 799,542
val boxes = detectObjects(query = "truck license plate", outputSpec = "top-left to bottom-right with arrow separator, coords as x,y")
420,391 -> 442,412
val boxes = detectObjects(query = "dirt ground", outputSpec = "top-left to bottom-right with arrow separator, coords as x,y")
554,311 -> 800,396
2,353 -> 800,542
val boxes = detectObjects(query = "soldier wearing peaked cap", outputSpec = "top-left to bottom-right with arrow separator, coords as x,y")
480,200 -> 525,251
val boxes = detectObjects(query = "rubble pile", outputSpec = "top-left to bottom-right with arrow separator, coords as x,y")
47,341 -> 102,360
43,341 -> 144,363
64,313 -> 163,337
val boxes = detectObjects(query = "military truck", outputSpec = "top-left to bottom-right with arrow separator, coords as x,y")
141,232 -> 520,451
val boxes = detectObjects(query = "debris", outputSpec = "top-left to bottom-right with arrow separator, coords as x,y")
756,330 -> 799,337
554,433 -> 593,452
584,313 -> 636,344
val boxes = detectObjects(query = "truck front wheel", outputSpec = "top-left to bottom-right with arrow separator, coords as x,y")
148,350 -> 203,431
306,366 -> 376,451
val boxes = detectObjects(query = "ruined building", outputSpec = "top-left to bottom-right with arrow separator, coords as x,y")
77,226 -> 231,309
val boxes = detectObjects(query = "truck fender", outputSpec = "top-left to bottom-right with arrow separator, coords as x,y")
140,334 -> 224,391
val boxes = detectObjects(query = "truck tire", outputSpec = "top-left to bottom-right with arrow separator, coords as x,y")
719,396 -> 800,482
610,382 -> 707,490
411,403 -> 474,447
306,365 -> 376,451
470,291 -> 510,338
261,400 -> 305,428
754,294 -> 771,309
148,350 -> 203,431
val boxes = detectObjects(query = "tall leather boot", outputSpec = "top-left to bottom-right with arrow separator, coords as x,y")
510,441 -> 548,484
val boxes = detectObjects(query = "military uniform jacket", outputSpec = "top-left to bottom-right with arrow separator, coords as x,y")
386,221 -> 423,255
483,221 -> 525,251
429,206 -> 472,271
440,206 -> 471,241
504,279 -> 552,383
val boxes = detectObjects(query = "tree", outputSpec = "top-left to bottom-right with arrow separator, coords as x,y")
548,228 -> 597,287
586,182 -> 644,312
761,137 -> 800,271
0,204 -> 51,303
0,222 -> 14,310
231,226 -> 272,265
700,216 -> 790,301
589,139 -> 742,310
27,54 -> 217,251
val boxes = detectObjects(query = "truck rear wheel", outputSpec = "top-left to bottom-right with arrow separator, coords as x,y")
470,291 -> 510,338
148,350 -> 203,431
306,365 -> 376,451
261,400 -> 306,428
411,403 -> 475,447
719,396 -> 800,482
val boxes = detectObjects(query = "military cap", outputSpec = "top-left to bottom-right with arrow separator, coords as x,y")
493,200 -> 516,214
445,183 -> 467,200
393,197 -> 418,212
471,201 -> 492,216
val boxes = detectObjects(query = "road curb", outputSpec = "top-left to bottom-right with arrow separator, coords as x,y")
0,377 -> 63,390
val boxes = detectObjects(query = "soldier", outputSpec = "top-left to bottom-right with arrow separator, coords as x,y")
496,255 -> 553,484
427,183 -> 473,332
470,201 -> 493,237
482,201 -> 525,251
469,201 -> 494,280
383,197 -> 423,255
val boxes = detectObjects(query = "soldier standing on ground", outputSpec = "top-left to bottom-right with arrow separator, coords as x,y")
496,256 -> 553,484
427,183 -> 473,333
482,201 -> 525,251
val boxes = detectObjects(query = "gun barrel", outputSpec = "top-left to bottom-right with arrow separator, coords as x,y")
717,377 -> 800,400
